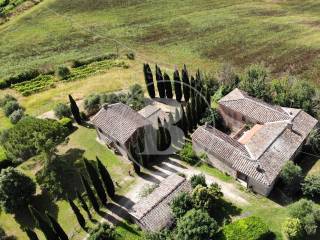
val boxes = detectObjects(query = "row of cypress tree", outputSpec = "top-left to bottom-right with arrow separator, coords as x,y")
25,157 -> 116,240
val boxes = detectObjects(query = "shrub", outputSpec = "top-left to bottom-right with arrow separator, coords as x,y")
126,51 -> 135,60
179,143 -> 199,165
100,93 -> 120,104
0,167 -> 36,213
171,192 -> 194,219
175,209 -> 218,240
54,103 -> 71,119
283,218 -> 303,240
222,216 -> 273,240
0,79 -> 9,89
59,117 -> 73,130
0,117 -> 68,162
288,199 -> 320,236
88,223 -> 117,240
71,53 -> 118,68
5,69 -> 39,86
144,230 -> 172,240
279,161 -> 303,196
302,174 -> 320,201
0,94 -> 16,107
0,146 -> 11,171
84,94 -> 101,115
190,174 -> 207,188
56,66 -> 70,80
3,100 -> 21,117
9,108 -> 24,124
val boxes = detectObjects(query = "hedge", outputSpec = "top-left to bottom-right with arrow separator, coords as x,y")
71,53 -> 118,68
222,216 -> 274,240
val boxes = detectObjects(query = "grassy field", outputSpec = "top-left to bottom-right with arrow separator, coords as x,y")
0,125 -> 140,239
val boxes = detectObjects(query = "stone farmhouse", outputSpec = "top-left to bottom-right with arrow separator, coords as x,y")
192,88 -> 318,196
129,174 -> 192,231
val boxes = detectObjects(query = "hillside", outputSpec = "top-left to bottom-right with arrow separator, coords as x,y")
0,0 -> 320,82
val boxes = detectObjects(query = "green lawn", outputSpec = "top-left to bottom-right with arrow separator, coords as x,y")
0,125 -> 139,239
197,163 -> 233,182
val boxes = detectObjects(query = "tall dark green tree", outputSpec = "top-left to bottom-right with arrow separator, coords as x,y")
25,228 -> 39,240
68,95 -> 81,124
190,76 -> 196,100
143,63 -> 155,98
96,157 -> 115,199
157,118 -> 167,151
180,105 -> 188,137
29,206 -> 58,240
68,197 -> 86,230
186,102 -> 194,132
191,98 -> 198,127
155,65 -> 166,98
80,175 -> 100,213
46,212 -> 68,240
83,159 -> 107,206
182,65 -> 190,102
76,190 -> 92,220
163,72 -> 173,99
174,69 -> 182,102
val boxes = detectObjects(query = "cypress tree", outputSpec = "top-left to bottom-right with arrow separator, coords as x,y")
25,228 -> 39,240
163,72 -> 173,99
155,65 -> 166,98
174,68 -> 182,102
190,76 -> 196,101
81,175 -> 100,213
163,119 -> 171,149
157,118 -> 167,151
96,157 -> 115,199
191,98 -> 197,128
186,102 -> 194,132
76,190 -> 92,220
68,95 -> 82,124
182,65 -> 190,102
180,105 -> 188,137
68,198 -> 86,230
83,159 -> 107,206
143,63 -> 155,98
46,212 -> 68,240
29,206 -> 58,240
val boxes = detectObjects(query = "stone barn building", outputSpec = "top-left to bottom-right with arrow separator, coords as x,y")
129,174 -> 192,231
92,103 -> 152,160
192,88 -> 318,196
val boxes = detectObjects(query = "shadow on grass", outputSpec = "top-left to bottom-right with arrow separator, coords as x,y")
212,200 -> 242,225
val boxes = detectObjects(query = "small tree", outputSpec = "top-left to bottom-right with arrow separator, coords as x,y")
88,223 -> 117,240
9,108 -> 24,124
302,174 -> 320,201
280,161 -> 303,196
96,157 -> 115,198
307,128 -> 320,153
56,66 -> 70,80
3,100 -> 20,117
283,218 -> 303,240
175,209 -> 218,240
190,174 -> 207,188
68,197 -> 86,230
84,94 -> 101,115
54,103 -> 71,119
84,159 -> 107,206
0,167 -> 36,213
143,63 -> 155,98
68,95 -> 82,124
163,72 -> 173,99
179,143 -> 199,165
29,206 -> 58,240
81,175 -> 100,213
76,190 -> 92,220
174,69 -> 182,102
170,192 -> 193,219
46,212 -> 69,240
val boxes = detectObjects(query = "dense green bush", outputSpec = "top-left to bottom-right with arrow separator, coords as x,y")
84,93 -> 101,115
9,108 -> 24,124
283,218 -> 303,240
126,51 -> 135,60
59,117 -> 73,130
0,167 -> 36,213
56,65 -> 71,80
0,94 -> 16,107
3,100 -> 21,117
71,53 -> 118,68
279,161 -> 303,196
222,216 -> 273,240
190,174 -> 207,188
88,223 -> 117,240
171,192 -> 194,219
0,117 -> 68,162
144,230 -> 172,240
302,174 -> 320,201
4,69 -> 39,87
54,103 -> 71,119
175,209 -> 218,240
0,146 -> 11,170
179,143 -> 200,165
288,199 -> 320,236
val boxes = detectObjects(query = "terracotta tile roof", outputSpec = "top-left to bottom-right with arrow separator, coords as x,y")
92,103 -> 151,145
193,89 -> 318,186
219,88 -> 291,123
130,174 -> 192,231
